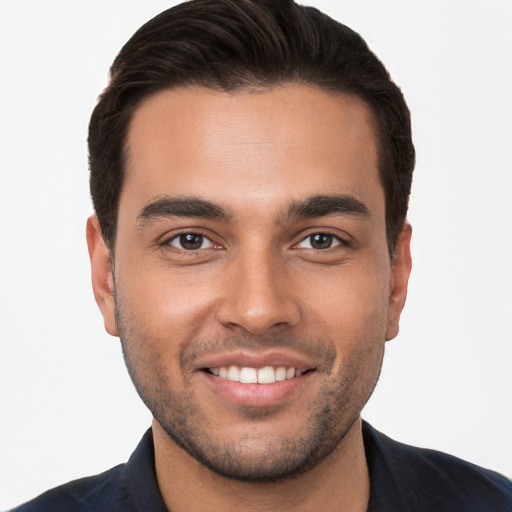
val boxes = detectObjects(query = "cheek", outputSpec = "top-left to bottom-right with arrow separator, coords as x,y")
115,243 -> 391,349
115,259 -> 220,345
300,258 -> 390,382
302,259 -> 390,337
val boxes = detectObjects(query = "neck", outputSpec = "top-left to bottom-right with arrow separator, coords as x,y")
153,417 -> 370,512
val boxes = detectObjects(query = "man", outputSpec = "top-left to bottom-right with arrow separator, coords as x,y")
9,0 -> 511,511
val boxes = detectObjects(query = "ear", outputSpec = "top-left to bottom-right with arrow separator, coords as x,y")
86,215 -> 118,336
385,221 -> 412,341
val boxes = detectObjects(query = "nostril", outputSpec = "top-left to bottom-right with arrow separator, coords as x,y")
217,299 -> 302,334
215,268 -> 302,333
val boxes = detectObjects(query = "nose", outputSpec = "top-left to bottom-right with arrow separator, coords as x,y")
216,247 -> 301,335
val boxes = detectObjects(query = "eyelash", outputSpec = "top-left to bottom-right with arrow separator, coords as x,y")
162,230 -> 350,253
163,231 -> 220,253
293,232 -> 348,251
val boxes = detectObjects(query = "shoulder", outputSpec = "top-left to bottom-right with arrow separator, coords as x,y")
8,429 -> 166,512
363,421 -> 512,512
7,464 -> 129,512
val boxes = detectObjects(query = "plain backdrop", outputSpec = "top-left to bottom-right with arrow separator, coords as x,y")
1,0 -> 511,509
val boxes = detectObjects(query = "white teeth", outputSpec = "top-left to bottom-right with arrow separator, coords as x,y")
275,367 -> 287,381
227,365 -> 240,382
210,365 -> 305,384
258,366 -> 276,384
239,367 -> 258,384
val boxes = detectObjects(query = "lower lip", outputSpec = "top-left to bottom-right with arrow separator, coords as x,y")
201,371 -> 313,407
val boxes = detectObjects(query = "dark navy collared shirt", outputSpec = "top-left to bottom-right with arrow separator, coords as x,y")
10,422 -> 512,511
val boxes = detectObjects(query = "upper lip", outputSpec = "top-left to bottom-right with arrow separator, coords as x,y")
194,351 -> 317,373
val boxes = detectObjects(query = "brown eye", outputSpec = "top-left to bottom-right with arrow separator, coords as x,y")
297,233 -> 342,250
310,234 -> 333,249
168,233 -> 215,251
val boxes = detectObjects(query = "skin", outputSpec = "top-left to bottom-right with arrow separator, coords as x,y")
87,85 -> 412,512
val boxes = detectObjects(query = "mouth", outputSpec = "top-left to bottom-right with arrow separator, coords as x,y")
204,365 -> 310,384
195,352 -> 318,407
201,365 -> 315,408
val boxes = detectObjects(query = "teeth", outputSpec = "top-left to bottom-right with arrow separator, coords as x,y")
239,367 -> 258,384
209,365 -> 305,384
227,365 -> 240,381
258,366 -> 276,384
275,367 -> 287,381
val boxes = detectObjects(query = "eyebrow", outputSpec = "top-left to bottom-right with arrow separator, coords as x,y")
136,193 -> 369,227
283,194 -> 370,221
136,196 -> 232,225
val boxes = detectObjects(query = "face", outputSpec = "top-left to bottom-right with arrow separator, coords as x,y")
87,85 -> 411,481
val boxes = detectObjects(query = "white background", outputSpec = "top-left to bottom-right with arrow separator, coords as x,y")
1,0 -> 511,509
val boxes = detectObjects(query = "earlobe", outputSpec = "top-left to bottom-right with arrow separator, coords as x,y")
86,215 -> 118,337
385,222 -> 412,341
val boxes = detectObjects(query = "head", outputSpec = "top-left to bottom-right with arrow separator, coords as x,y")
89,0 -> 414,256
87,0 -> 414,483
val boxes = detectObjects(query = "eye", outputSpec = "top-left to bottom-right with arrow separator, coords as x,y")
296,233 -> 342,250
167,233 -> 217,251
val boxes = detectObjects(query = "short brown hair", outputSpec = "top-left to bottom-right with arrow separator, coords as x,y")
89,0 -> 415,254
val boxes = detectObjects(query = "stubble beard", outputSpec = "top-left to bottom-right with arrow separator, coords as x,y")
116,302 -> 384,483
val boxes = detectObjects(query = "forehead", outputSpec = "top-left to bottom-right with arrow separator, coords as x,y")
122,85 -> 383,220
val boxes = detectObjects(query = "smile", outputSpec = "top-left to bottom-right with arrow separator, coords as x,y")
198,355 -> 317,406
208,365 -> 304,384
